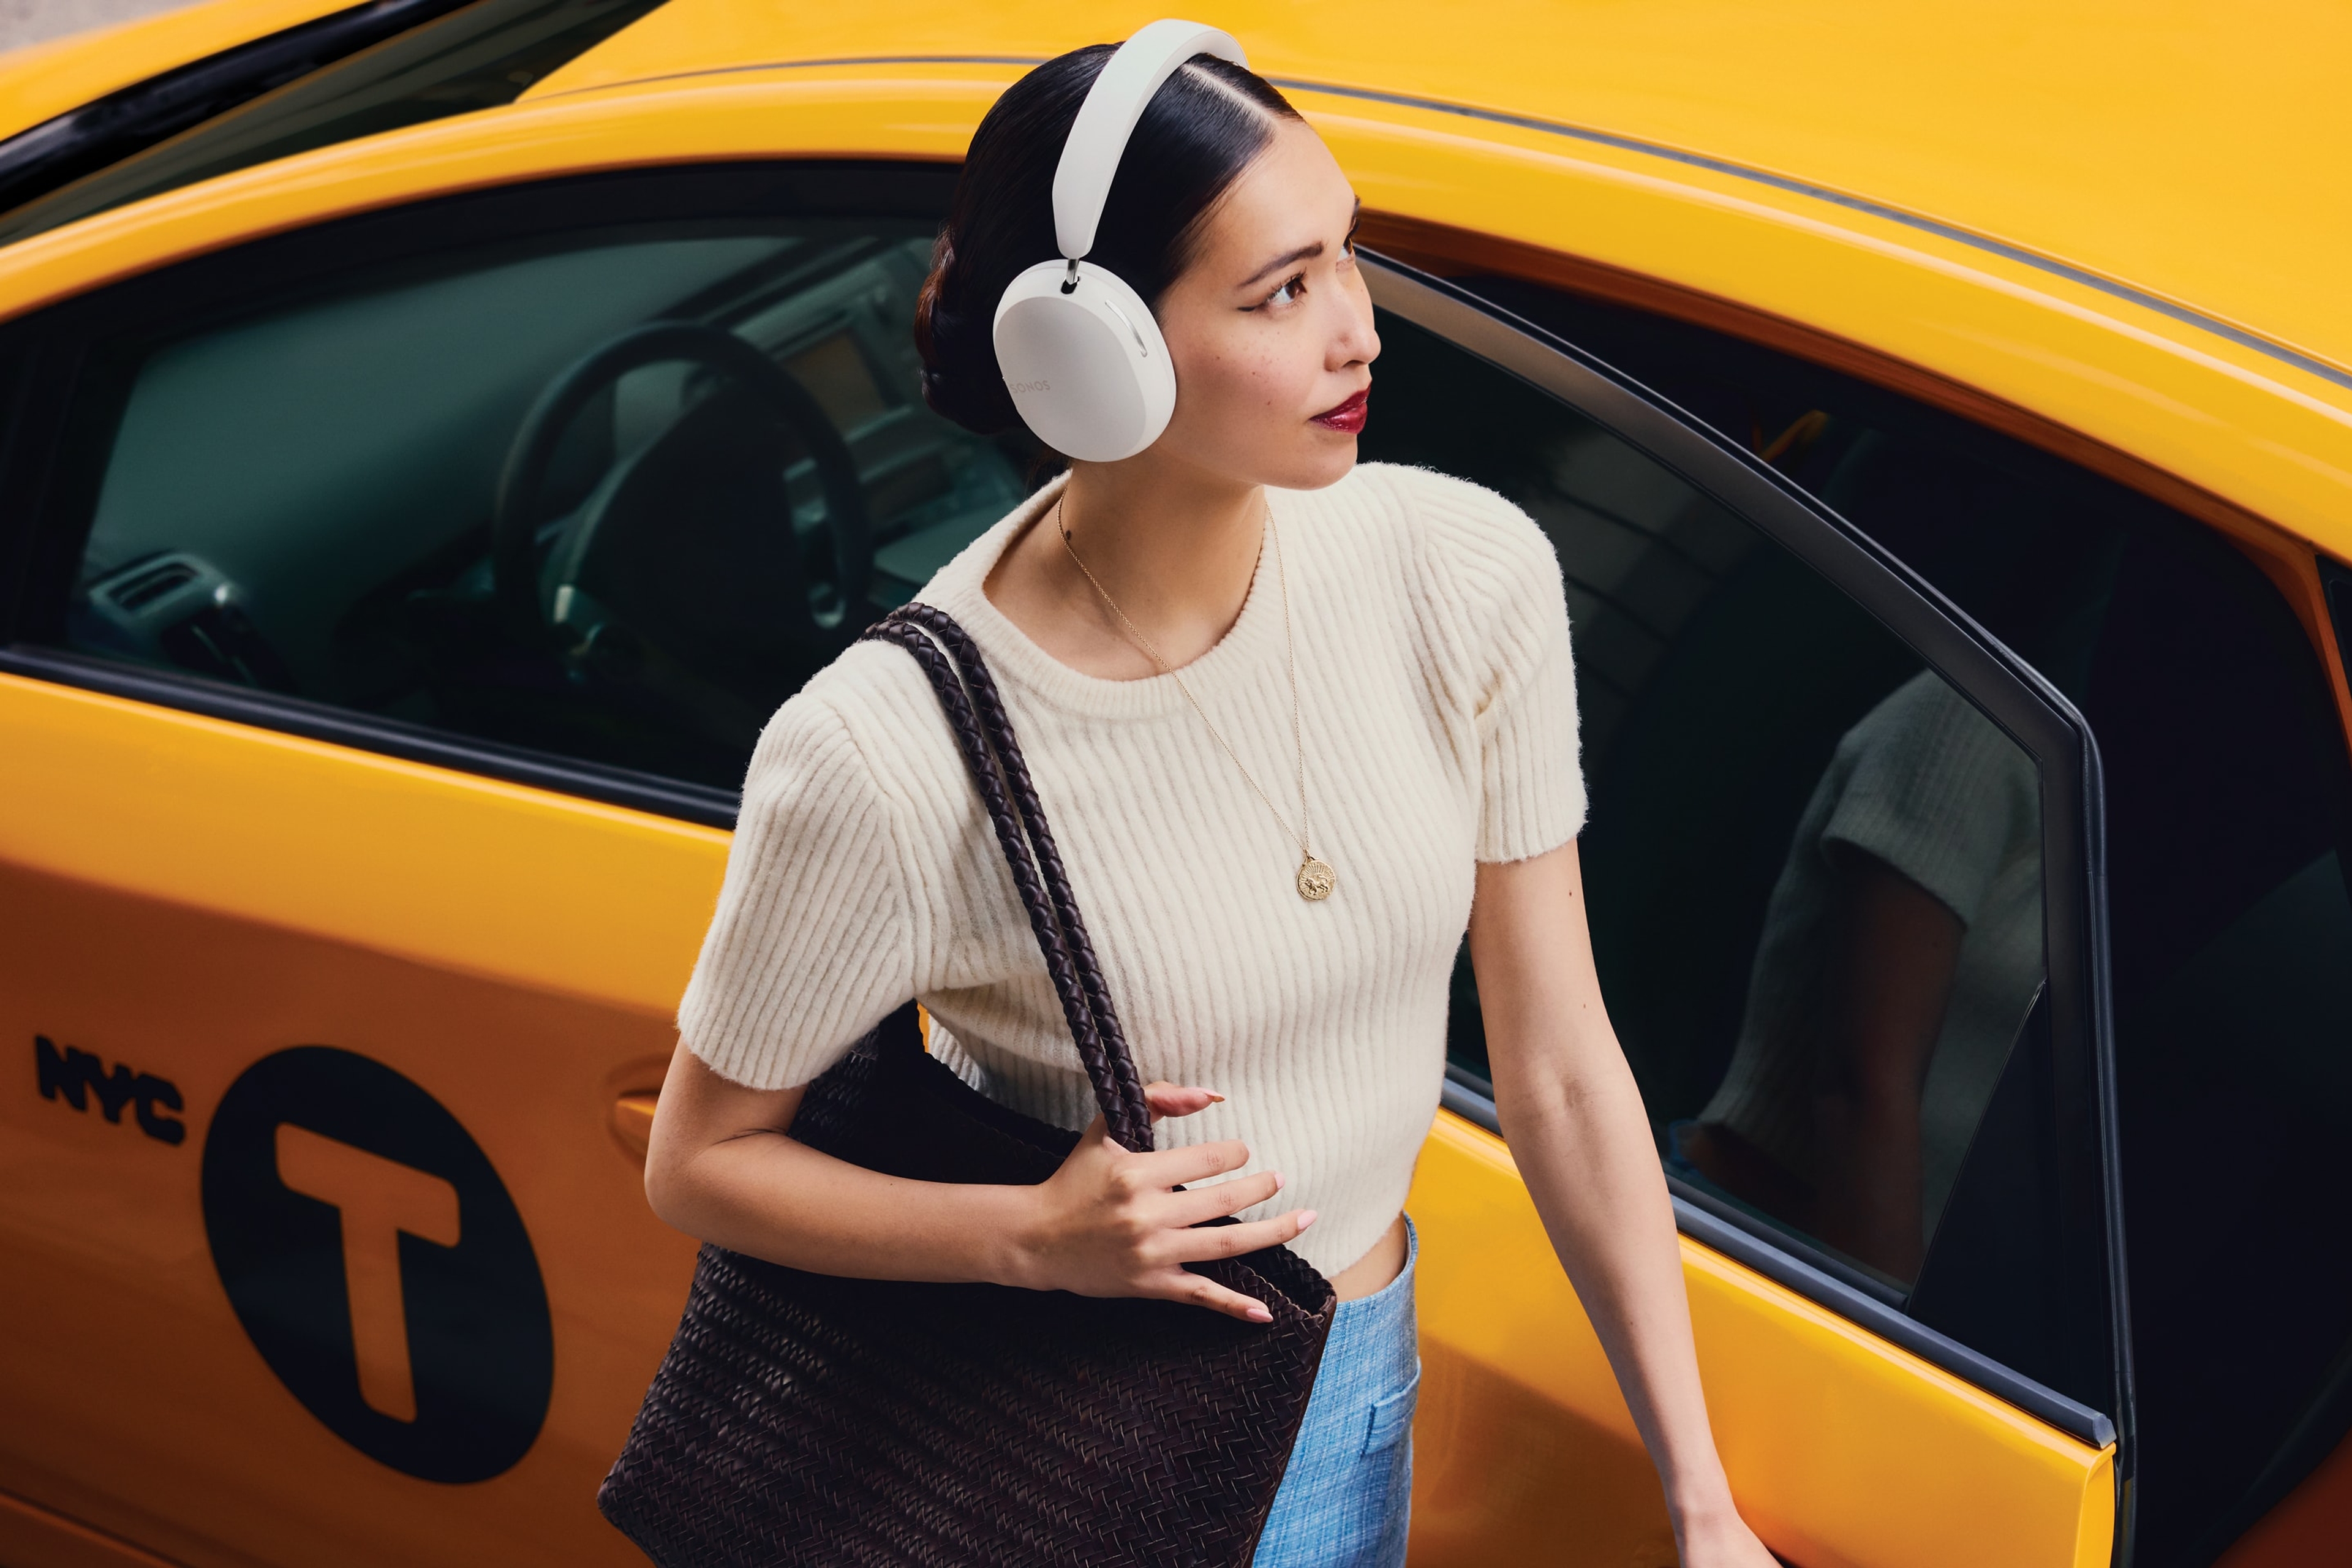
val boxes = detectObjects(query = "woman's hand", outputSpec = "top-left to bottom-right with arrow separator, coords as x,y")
1005,1082 -> 1316,1321
646,1047 -> 1311,1314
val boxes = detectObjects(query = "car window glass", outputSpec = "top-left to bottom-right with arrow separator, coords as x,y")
51,216 -> 1030,790
1461,277 -> 2352,1559
1359,312 -> 2048,1307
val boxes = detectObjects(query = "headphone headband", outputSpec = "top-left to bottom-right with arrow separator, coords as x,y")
1051,19 -> 1249,262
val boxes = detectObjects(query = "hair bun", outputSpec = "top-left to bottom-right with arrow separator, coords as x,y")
914,230 -> 1020,435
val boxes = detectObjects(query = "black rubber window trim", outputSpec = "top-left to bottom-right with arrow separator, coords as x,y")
1368,255 -> 2133,1469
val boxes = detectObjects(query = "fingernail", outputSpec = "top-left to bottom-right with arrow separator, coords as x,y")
1246,1304 -> 1272,1322
1297,1210 -> 1318,1229
1273,1172 -> 1285,1191
1207,1091 -> 1226,1102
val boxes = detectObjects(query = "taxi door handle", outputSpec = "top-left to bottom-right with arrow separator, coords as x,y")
608,1008 -> 925,1159
611,1091 -> 658,1158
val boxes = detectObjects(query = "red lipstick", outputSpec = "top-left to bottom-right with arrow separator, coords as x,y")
1311,386 -> 1369,434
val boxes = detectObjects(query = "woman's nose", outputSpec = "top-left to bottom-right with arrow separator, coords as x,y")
1327,277 -> 1381,369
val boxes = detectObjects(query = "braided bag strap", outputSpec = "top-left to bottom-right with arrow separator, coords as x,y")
860,607 -> 1155,1152
889,603 -> 1145,1136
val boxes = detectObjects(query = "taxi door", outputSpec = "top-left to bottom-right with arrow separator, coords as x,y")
0,160 -> 979,1566
0,700 -> 709,1564
1358,262 -> 2131,1568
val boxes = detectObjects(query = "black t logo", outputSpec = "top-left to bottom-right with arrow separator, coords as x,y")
201,1047 -> 553,1482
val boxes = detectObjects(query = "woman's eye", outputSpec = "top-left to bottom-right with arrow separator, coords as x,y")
1262,274 -> 1306,309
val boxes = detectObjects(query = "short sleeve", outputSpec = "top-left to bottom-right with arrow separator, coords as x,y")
1477,602 -> 1586,861
676,695 -> 916,1089
1393,466 -> 1588,862
1819,672 -> 2040,928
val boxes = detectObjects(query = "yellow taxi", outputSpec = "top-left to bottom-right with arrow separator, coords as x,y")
3,2 -> 2348,1565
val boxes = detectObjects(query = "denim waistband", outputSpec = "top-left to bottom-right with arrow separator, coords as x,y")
1324,1215 -> 1417,1359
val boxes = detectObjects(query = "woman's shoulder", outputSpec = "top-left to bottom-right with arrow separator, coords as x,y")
742,637 -> 958,808
1329,462 -> 1565,647
1333,462 -> 1561,592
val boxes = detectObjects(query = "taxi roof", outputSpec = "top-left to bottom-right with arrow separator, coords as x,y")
528,0 -> 2352,393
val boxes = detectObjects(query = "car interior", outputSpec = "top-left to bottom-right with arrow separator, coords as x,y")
69,218 -> 1033,788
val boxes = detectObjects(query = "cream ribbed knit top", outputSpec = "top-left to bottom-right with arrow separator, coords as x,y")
677,462 -> 1585,1276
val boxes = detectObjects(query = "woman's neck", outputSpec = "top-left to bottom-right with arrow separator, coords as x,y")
983,453 -> 1267,681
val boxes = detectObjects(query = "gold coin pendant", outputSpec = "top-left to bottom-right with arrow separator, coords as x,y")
1296,856 -> 1335,902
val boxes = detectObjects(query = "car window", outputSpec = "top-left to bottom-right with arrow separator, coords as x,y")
30,190 -> 1028,794
1357,311 -> 2057,1322
1458,277 -> 2352,1560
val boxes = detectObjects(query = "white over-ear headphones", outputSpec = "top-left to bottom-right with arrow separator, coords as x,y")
992,19 -> 1248,462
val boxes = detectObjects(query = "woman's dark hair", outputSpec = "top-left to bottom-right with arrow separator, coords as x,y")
915,46 -> 1301,435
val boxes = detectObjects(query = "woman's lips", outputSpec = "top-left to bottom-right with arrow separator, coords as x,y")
1311,387 -> 1369,434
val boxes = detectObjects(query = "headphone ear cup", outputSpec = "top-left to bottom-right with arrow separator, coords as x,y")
993,260 -> 1176,462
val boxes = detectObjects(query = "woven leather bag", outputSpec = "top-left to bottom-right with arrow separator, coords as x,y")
598,603 -> 1338,1567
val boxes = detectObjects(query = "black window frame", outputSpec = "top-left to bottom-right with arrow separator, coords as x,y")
0,156 -> 2132,1509
1367,259 -> 2133,1477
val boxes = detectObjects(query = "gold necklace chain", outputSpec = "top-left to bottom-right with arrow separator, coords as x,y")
1056,496 -> 1335,902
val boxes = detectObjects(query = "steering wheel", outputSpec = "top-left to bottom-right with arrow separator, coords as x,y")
490,320 -> 870,649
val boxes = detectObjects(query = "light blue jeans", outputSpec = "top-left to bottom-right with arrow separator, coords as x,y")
1253,1216 -> 1421,1568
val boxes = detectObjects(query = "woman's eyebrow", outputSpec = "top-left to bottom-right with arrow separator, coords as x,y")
1235,200 -> 1363,290
1237,240 -> 1322,290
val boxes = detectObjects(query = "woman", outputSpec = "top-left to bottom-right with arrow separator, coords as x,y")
645,38 -> 1777,1568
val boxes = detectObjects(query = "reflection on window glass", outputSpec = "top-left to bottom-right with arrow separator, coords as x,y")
1359,312 -> 2043,1295
62,220 -> 1030,788
1680,671 -> 2041,1282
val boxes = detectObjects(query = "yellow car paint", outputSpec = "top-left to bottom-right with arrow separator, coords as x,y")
0,859 -> 688,1568
0,674 -> 723,1016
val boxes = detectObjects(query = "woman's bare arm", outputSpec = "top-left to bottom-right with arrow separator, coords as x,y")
1470,841 -> 1775,1566
642,1039 -> 1317,1322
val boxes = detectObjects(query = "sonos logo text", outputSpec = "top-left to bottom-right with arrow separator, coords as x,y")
1008,379 -> 1052,394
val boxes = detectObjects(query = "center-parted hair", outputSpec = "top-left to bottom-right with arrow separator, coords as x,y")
914,46 -> 1302,437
